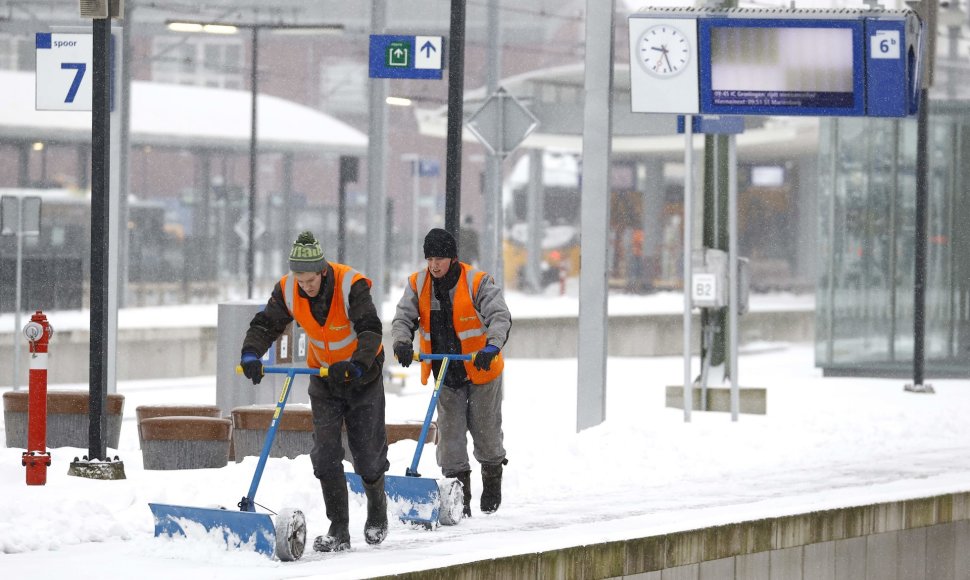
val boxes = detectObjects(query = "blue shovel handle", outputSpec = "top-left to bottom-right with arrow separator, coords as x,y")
405,353 -> 473,477
233,365 -> 328,511
235,365 -> 328,377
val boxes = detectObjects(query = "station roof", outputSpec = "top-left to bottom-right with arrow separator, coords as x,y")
0,70 -> 367,154
415,62 -> 820,162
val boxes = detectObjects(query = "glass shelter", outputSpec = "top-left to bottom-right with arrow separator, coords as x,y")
815,103 -> 970,377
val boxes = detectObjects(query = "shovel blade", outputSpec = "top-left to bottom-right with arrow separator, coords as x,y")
345,473 -> 441,527
149,502 -> 276,557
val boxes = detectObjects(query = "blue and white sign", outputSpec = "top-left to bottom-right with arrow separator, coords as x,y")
35,33 -> 93,111
369,35 -> 444,80
417,159 -> 440,178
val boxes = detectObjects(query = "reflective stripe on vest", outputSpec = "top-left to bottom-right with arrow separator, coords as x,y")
411,262 -> 503,385
281,264 -> 366,368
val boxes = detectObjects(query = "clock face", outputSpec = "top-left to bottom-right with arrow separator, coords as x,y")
637,25 -> 690,78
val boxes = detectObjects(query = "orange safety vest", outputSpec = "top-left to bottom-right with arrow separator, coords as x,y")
281,263 -> 377,369
410,262 -> 504,385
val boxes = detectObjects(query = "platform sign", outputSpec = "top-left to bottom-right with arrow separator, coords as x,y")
629,9 -> 922,118
35,33 -> 93,111
369,35 -> 443,80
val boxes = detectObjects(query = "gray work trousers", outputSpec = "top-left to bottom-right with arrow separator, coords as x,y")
435,375 -> 506,476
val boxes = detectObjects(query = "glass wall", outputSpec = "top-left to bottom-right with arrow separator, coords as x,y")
815,105 -> 970,377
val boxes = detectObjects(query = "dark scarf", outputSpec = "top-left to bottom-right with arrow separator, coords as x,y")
430,261 -> 470,387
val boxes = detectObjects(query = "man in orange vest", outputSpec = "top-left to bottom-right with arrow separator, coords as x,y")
239,231 -> 389,552
391,228 -> 512,517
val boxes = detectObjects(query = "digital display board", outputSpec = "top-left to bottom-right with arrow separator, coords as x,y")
628,9 -> 921,118
699,19 -> 865,116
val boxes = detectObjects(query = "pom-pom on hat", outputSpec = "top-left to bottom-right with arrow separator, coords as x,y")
289,231 -> 326,272
423,228 -> 457,259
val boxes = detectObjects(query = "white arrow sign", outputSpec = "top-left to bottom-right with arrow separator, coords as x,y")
415,36 -> 442,70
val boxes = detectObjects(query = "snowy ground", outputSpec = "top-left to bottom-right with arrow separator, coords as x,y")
2,339 -> 970,579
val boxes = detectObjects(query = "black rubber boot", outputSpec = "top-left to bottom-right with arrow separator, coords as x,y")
480,460 -> 506,514
362,474 -> 388,545
454,471 -> 472,518
313,478 -> 351,552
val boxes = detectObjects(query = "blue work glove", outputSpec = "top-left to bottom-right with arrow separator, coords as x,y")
473,345 -> 500,371
240,352 -> 263,385
393,342 -> 414,368
329,360 -> 364,386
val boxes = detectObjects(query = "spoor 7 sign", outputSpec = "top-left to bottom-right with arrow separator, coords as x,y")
36,33 -> 93,111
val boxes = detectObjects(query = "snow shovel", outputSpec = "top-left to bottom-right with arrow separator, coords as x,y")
345,353 -> 473,529
149,365 -> 327,561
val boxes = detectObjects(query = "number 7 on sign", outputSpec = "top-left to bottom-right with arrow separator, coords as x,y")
60,62 -> 86,103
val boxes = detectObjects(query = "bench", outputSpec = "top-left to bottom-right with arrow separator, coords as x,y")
231,405 -> 437,465
3,390 -> 125,449
140,416 -> 232,470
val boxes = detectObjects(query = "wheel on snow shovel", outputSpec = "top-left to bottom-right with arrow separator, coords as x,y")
437,478 -> 464,526
275,508 -> 307,561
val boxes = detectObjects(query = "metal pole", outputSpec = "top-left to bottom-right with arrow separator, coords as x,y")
411,159 -> 420,267
89,16 -> 112,460
526,148 -> 542,292
338,156 -> 348,263
683,117 -> 694,423
825,121 -> 838,365
482,0 -> 503,283
13,198 -> 22,390
913,87 -> 929,389
444,0 -> 466,239
119,12 -> 133,308
576,0 -> 614,432
367,0 -> 388,316
247,27 -> 258,299
727,135 -> 739,421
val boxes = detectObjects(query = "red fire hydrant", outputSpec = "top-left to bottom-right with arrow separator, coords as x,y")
22,310 -> 53,485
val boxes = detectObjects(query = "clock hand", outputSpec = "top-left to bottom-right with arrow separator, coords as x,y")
663,52 -> 674,72
653,45 -> 668,70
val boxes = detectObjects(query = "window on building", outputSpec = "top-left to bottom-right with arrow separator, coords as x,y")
320,61 -> 366,114
152,36 -> 244,89
0,34 -> 34,71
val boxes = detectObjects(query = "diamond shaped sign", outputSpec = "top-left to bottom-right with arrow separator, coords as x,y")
465,87 -> 539,157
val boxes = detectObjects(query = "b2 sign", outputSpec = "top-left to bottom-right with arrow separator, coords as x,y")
36,33 -> 92,111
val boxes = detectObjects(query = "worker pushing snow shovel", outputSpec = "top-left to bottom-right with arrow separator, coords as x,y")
391,227 -> 513,519
237,231 -> 392,553
149,365 -> 324,561
345,352 -> 470,528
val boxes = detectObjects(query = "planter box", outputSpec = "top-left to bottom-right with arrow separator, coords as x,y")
3,390 -> 125,449
140,416 -> 232,470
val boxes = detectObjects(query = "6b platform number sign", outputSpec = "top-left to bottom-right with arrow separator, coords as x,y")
35,33 -> 94,111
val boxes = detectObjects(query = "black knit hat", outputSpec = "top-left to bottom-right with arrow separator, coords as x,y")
289,231 -> 326,272
423,228 -> 457,259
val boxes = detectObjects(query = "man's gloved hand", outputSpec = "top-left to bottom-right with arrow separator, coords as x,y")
329,360 -> 364,386
473,345 -> 500,371
393,342 -> 414,368
240,352 -> 263,385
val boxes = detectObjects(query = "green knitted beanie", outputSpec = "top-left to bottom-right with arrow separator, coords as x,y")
289,231 -> 326,272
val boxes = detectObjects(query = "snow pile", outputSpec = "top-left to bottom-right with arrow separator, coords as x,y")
2,345 -> 969,579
